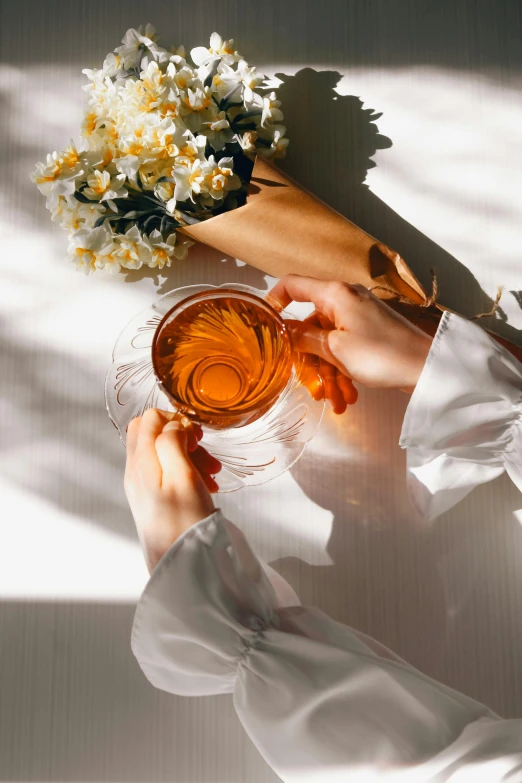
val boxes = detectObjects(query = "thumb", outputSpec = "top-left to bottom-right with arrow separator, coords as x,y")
287,321 -> 349,375
155,422 -> 191,482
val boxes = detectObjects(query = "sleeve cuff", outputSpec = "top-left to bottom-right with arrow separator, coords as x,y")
399,312 -> 522,519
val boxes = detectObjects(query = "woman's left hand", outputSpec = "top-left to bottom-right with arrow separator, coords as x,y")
124,409 -> 221,572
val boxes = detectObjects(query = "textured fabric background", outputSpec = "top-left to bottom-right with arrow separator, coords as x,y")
1,1 -> 521,780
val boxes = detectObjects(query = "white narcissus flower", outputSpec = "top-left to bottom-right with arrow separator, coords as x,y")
257,125 -> 289,159
172,66 -> 196,91
176,133 -> 207,164
168,44 -> 187,67
146,229 -> 182,268
101,52 -> 125,78
51,195 -> 105,230
155,180 -> 175,206
172,158 -> 210,203
139,160 -> 170,191
114,25 -> 168,70
115,154 -> 141,181
206,60 -> 242,102
261,91 -> 284,127
191,32 -> 241,67
205,111 -> 230,132
179,87 -> 216,133
67,224 -> 114,273
30,149 -> 81,201
203,111 -> 234,151
112,225 -> 152,270
236,60 -> 264,102
204,155 -> 241,200
82,70 -> 118,118
146,117 -> 187,158
83,169 -> 128,210
182,87 -> 212,113
238,130 -> 258,153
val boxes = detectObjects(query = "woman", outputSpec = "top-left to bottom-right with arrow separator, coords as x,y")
126,276 -> 522,782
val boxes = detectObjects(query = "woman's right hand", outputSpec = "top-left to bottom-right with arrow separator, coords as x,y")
269,275 -> 433,409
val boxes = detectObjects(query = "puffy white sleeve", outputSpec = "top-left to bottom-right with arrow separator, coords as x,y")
132,510 -> 522,782
400,312 -> 522,520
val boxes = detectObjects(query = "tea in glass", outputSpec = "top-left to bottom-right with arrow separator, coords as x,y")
152,289 -> 293,428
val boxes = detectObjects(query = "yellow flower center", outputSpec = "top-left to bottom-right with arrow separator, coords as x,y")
125,141 -> 143,155
161,101 -> 178,117
75,248 -> 95,262
83,113 -> 97,135
183,94 -> 210,111
179,145 -> 196,158
62,147 -> 79,168
154,248 -> 168,262
35,159 -> 62,184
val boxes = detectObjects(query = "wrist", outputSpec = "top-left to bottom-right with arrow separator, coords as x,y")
400,334 -> 432,393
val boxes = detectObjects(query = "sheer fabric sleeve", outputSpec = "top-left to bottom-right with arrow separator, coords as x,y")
132,509 -> 522,782
400,312 -> 522,519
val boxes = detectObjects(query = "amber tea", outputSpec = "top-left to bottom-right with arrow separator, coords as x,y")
152,290 -> 294,428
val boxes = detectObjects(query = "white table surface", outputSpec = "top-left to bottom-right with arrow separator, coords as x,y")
1,1 -> 521,780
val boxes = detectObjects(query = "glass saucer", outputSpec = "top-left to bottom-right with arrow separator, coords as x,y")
105,284 -> 325,492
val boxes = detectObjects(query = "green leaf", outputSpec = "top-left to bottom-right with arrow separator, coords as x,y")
231,122 -> 257,132
122,209 -> 155,219
142,214 -> 161,232
156,176 -> 177,184
233,110 -> 262,122
176,211 -> 200,226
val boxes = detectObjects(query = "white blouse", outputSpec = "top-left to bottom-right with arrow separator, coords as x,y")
132,313 -> 522,782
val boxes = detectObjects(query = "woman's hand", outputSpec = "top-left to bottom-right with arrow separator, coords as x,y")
124,409 -> 221,573
269,275 -> 433,409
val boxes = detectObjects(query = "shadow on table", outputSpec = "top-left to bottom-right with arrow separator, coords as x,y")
272,385 -> 522,717
265,74 -> 522,716
275,68 -> 522,346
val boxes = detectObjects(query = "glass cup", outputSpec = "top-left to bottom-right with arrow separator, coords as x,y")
151,288 -> 294,429
105,283 -> 325,491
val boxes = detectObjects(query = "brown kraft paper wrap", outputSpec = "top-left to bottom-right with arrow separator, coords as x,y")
181,158 -> 522,363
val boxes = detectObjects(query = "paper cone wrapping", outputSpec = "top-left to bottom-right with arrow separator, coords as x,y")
181,158 -> 522,363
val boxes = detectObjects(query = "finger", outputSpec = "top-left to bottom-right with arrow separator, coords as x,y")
163,413 -> 202,452
337,371 -> 359,405
204,474 -> 220,494
268,276 -> 353,322
316,311 -> 335,330
319,358 -> 347,415
295,351 -> 324,400
178,417 -> 199,453
135,408 -> 172,485
287,320 -> 340,366
126,416 -> 141,460
190,446 -> 222,476
155,421 -> 192,484
302,310 -> 320,327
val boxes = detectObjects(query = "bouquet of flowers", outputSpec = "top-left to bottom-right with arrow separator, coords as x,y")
31,26 -> 288,274
31,25 -> 522,363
